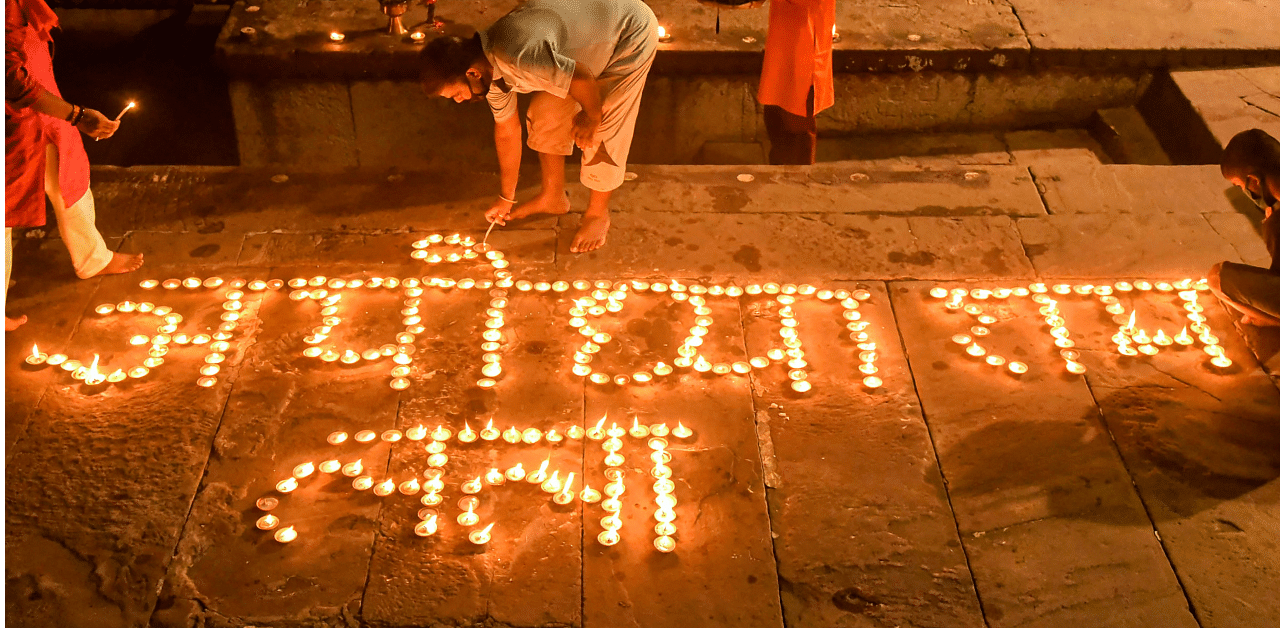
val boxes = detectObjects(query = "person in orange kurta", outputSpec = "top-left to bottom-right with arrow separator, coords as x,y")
5,0 -> 143,330
758,0 -> 835,165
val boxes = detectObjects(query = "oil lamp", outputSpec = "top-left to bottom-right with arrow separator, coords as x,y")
342,459 -> 364,477
25,344 -> 47,365
415,515 -> 438,537
292,462 -> 315,478
480,420 -> 500,441
256,514 -> 279,530
457,503 -> 479,526
374,478 -> 396,496
526,458 -> 550,484
276,477 -> 299,493
505,463 -> 526,482
274,526 -> 297,543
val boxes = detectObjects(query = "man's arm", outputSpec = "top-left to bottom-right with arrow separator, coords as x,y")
484,113 -> 524,225
567,65 -> 603,149
495,114 -> 523,201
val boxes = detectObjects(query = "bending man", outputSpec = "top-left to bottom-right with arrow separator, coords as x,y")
1209,128 -> 1280,327
420,0 -> 658,253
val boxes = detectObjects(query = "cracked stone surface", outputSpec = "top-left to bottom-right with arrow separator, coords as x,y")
5,162 -> 1279,628
1171,68 -> 1280,148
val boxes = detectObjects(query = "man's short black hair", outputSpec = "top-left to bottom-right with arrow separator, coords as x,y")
419,33 -> 485,95
1221,129 -> 1280,181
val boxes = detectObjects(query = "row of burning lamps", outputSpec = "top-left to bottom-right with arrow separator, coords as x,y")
933,279 -> 1232,374
254,417 -> 693,551
24,276 -> 242,386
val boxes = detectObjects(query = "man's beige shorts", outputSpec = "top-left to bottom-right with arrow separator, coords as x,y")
524,36 -> 657,192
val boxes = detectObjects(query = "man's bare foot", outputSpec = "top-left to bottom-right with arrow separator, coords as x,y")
92,252 -> 144,277
509,190 -> 571,221
570,212 -> 610,253
6,315 -> 27,331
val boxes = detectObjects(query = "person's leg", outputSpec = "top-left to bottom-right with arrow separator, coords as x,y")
763,87 -> 817,165
5,227 -> 25,331
1208,262 -> 1280,326
45,144 -> 141,277
508,92 -> 575,220
572,41 -> 657,253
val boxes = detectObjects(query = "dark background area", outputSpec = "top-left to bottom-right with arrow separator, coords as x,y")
51,4 -> 239,165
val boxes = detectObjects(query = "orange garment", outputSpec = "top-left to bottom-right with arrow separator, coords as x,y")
758,0 -> 835,118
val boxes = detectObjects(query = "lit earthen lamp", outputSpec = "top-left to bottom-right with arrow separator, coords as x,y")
379,0 -> 409,35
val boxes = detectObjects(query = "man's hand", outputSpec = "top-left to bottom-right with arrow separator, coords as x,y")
75,109 -> 119,139
484,197 -> 516,225
572,110 -> 600,150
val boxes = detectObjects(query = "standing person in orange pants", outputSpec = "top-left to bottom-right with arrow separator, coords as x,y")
758,0 -> 835,165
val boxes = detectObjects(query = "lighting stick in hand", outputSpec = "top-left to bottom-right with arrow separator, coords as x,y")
95,101 -> 136,141
114,101 -> 136,121
482,218 -> 498,249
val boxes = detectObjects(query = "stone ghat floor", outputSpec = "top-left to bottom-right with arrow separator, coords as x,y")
5,162 -> 1280,628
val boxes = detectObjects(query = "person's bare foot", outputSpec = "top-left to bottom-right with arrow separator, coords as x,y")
92,252 -> 144,277
6,315 -> 27,331
509,190 -> 570,221
570,212 -> 610,253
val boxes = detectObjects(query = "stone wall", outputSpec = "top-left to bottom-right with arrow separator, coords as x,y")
230,70 -> 1151,170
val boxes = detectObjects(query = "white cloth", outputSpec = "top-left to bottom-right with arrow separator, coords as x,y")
45,143 -> 112,279
524,44 -> 654,192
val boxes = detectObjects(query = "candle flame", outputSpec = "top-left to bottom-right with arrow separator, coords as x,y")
31,344 -> 39,358
88,354 -> 101,376
465,500 -> 475,513
561,472 -> 575,493
631,417 -> 641,430
594,416 -> 607,430
463,420 -> 471,431
536,457 -> 550,474
658,25 -> 666,38
1126,311 -> 1136,330
486,418 -> 494,429
479,523 -> 494,535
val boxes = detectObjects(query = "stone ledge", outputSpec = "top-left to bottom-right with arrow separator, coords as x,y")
215,0 -> 1279,81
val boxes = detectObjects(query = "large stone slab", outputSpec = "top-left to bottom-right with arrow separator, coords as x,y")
153,244 -> 440,624
230,81 -> 358,169
1170,68 -> 1280,148
4,235 -> 115,460
965,518 -> 1198,628
1030,163 -> 1238,215
579,291 -> 784,628
1016,213 -> 1243,278
1008,0 -> 1280,64
89,166 -> 559,237
6,271 -> 241,628
619,165 -> 1046,217
554,212 -> 1034,281
889,281 -> 1199,627
1057,283 -> 1280,628
1202,211 -> 1276,269
744,282 -> 984,628
362,286 -> 587,626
